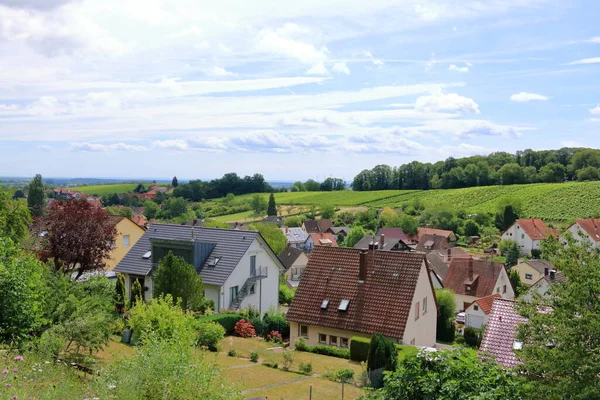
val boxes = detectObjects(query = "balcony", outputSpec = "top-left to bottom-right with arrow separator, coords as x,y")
250,266 -> 268,279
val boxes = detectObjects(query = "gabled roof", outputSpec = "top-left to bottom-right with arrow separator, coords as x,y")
328,226 -> 351,235
353,235 -> 408,251
379,228 -> 417,244
513,219 -> 557,240
443,259 -> 505,298
415,234 -> 449,252
533,270 -> 566,286
521,259 -> 553,274
287,247 -> 432,340
278,246 -> 305,271
303,219 -> 333,233
114,223 -> 276,286
479,298 -> 528,368
307,232 -> 338,247
418,227 -> 455,241
572,218 -> 600,242
426,253 -> 449,280
467,293 -> 502,315
281,227 -> 308,244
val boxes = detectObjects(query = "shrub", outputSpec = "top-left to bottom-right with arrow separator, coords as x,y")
531,249 -> 542,259
324,368 -> 354,383
227,349 -> 237,357
282,350 -> 294,370
350,336 -> 371,362
307,345 -> 350,359
464,326 -> 482,348
249,317 -> 268,337
196,313 -> 243,334
263,312 -> 290,338
455,335 -> 466,345
240,305 -> 260,320
234,319 -> 256,338
196,322 -> 225,351
279,284 -> 295,305
263,360 -> 278,369
299,362 -> 313,375
266,330 -> 284,345
294,337 -> 308,351
249,350 -> 259,363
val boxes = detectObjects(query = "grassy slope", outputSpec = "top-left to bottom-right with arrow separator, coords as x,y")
259,181 -> 600,222
66,183 -> 139,195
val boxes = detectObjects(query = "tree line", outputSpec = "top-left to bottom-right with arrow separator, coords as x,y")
352,147 -> 600,191
172,173 -> 280,201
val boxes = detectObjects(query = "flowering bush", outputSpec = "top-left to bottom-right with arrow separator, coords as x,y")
266,330 -> 283,345
234,319 -> 256,338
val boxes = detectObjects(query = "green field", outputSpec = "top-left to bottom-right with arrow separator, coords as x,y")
65,183 -> 166,195
212,210 -> 262,223
259,182 -> 600,222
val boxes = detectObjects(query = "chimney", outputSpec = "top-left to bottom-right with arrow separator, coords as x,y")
380,234 -> 385,249
544,267 -> 549,276
359,250 -> 368,283
550,269 -> 556,281
447,247 -> 452,262
468,256 -> 474,280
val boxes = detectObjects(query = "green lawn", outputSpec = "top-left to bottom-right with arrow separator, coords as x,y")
67,183 -> 140,195
212,210 -> 262,223
250,376 -> 364,400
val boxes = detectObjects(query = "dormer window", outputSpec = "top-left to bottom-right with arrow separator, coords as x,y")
206,257 -> 220,267
338,299 -> 350,311
321,299 -> 329,310
466,285 -> 472,291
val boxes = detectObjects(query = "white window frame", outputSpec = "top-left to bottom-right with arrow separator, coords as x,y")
123,235 -> 130,247
329,335 -> 338,346
319,333 -> 327,344
300,325 -> 308,338
415,302 -> 420,321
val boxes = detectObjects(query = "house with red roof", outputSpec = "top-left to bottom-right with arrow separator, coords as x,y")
304,232 -> 338,253
418,227 -> 457,245
566,218 -> 600,249
442,257 -> 514,312
464,293 -> 502,329
287,246 -> 438,348
501,218 -> 557,255
479,298 -> 528,368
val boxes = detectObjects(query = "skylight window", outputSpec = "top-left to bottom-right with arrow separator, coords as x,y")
142,251 -> 151,259
321,299 -> 329,309
512,340 -> 523,350
206,257 -> 220,267
338,299 -> 350,311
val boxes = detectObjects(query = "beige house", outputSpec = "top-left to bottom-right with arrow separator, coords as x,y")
278,246 -> 309,288
287,246 -> 438,348
105,216 -> 145,270
464,293 -> 502,329
512,259 -> 553,286
443,258 -> 514,312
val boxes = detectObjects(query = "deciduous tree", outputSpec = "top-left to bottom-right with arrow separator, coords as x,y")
345,225 -> 367,248
43,199 -> 117,279
0,188 -> 31,244
435,288 -> 456,343
250,223 -> 286,254
153,252 -> 205,311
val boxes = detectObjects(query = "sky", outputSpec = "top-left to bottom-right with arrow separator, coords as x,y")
0,0 -> 598,181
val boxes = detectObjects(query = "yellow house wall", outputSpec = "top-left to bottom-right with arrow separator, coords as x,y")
105,218 -> 145,270
289,321 -> 371,348
512,262 -> 543,286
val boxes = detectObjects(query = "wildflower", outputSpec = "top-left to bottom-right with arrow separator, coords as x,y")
6,383 -> 12,388
2,370 -> 8,374
11,395 -> 18,399
13,356 -> 24,362
12,368 -> 18,372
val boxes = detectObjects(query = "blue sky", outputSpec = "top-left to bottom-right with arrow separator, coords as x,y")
0,0 -> 598,181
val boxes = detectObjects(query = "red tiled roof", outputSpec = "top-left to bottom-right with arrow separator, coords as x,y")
443,259 -> 505,298
131,215 -> 147,228
468,293 -> 502,315
573,219 -> 600,242
287,247 -> 432,340
379,228 -> 417,244
479,298 -> 528,368
515,219 -> 557,240
415,234 -> 449,252
308,232 -> 338,247
418,227 -> 455,240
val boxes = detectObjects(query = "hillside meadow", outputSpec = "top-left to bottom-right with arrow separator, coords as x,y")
254,181 -> 600,222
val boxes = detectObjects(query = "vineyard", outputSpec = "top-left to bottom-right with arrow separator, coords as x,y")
266,182 -> 600,222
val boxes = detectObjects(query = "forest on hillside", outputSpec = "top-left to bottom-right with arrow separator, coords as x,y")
351,147 -> 600,191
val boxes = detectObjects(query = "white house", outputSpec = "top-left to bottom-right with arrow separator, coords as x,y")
565,219 -> 600,249
115,223 -> 284,315
523,269 -> 566,302
501,218 -> 556,255
442,258 -> 514,312
464,293 -> 502,329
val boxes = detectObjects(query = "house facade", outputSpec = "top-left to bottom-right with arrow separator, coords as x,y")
443,258 -> 514,312
523,269 -> 566,301
464,293 -> 502,329
565,219 -> 600,249
302,219 -> 333,234
501,219 -> 556,255
281,227 -> 309,249
105,216 -> 146,271
115,223 -> 283,315
512,259 -> 553,286
304,232 -> 338,253
279,246 -> 309,287
287,247 -> 438,348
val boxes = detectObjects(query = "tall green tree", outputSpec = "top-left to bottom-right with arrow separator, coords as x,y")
27,174 -> 45,217
267,193 -> 277,216
499,240 -> 520,267
153,252 -> 205,311
367,334 -> 398,388
250,223 -> 287,254
172,176 -> 179,187
115,273 -> 126,312
495,198 -> 522,230
380,348 -> 524,399
345,225 -> 367,248
143,200 -> 160,219
320,204 -> 336,220
508,269 -> 523,297
250,195 -> 268,215
435,288 -> 456,343
517,235 -> 600,399
0,189 -> 31,244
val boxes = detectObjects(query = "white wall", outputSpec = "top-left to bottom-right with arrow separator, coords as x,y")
496,268 -> 515,300
123,274 -> 152,301
402,262 -> 437,347
465,303 -> 488,329
567,223 -> 598,249
204,284 -> 220,311
222,237 -> 281,316
501,223 -> 537,255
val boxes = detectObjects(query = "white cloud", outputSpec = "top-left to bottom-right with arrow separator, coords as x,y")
306,63 -> 329,75
510,92 -> 549,102
587,37 -> 600,44
332,61 -> 350,75
152,139 -> 189,151
70,142 -> 147,152
590,105 -> 600,115
418,119 -> 529,139
567,57 -> 600,65
448,64 -> 469,73
414,93 -> 480,114
361,51 -> 384,66
205,66 -> 235,77
560,140 -> 585,147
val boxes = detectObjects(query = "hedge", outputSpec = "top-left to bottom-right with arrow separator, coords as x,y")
196,313 -> 243,335
295,338 -> 350,359
350,337 -> 371,362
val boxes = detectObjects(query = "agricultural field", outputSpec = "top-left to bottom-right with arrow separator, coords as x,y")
267,181 -> 600,222
66,183 -> 163,195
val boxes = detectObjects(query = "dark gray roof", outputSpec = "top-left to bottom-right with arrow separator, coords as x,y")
523,259 -> 553,274
353,234 -> 407,251
115,223 -> 262,286
426,252 -> 449,280
278,246 -> 305,271
329,226 -> 350,235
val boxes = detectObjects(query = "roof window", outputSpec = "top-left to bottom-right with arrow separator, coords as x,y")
338,299 -> 350,311
142,251 -> 151,259
321,299 -> 329,309
206,257 -> 220,267
512,340 -> 523,350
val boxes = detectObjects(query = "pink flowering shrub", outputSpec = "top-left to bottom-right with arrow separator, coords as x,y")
234,319 -> 256,338
266,330 -> 283,345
